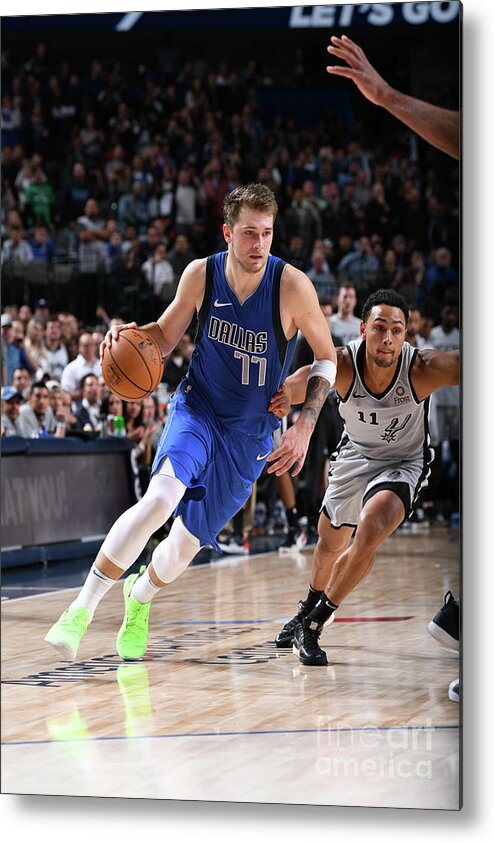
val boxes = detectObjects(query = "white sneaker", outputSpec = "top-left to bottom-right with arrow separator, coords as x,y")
448,678 -> 460,703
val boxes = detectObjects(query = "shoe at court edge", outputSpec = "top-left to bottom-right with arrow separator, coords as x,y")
44,606 -> 90,660
293,616 -> 329,666
117,566 -> 151,660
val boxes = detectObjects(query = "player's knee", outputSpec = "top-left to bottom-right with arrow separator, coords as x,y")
151,518 -> 201,584
355,507 -> 383,548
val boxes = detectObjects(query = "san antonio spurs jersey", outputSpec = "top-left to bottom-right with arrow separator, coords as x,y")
337,339 -> 431,462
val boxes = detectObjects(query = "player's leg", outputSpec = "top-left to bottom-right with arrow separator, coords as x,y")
275,512 -> 353,648
44,459 -> 187,659
116,516 -> 203,660
293,490 -> 405,665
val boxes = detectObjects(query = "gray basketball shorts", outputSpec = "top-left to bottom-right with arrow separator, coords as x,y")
321,438 -> 428,529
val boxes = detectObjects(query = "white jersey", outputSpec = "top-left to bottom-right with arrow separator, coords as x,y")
337,339 -> 431,462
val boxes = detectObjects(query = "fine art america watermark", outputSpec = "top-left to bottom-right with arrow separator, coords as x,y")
316,717 -> 435,780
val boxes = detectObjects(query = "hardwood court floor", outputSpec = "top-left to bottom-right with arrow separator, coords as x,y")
1,528 -> 460,809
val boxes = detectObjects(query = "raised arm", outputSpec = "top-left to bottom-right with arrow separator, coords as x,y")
411,348 -> 460,400
326,35 -> 459,160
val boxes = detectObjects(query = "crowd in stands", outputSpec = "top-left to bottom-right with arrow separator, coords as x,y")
1,39 -> 460,543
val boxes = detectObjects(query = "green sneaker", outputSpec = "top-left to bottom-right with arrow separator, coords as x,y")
116,566 -> 151,660
44,606 -> 90,660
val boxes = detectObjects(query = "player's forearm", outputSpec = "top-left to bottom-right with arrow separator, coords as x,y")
140,322 -> 171,358
297,374 -> 331,431
379,88 -> 460,159
284,365 -> 311,404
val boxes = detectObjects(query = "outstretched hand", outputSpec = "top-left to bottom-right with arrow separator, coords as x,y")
326,34 -> 390,107
266,420 -> 312,478
100,321 -> 138,361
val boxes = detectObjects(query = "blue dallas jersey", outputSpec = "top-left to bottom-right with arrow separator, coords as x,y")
182,251 -> 297,437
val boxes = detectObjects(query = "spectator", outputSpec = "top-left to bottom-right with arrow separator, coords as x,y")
18,304 -> 33,328
1,385 -> 25,436
364,182 -> 393,244
24,317 -> 49,377
167,232 -> 196,283
76,198 -> 111,324
337,235 -> 380,298
1,315 -> 36,384
11,366 -> 32,400
61,162 -> 95,225
306,247 -> 337,301
43,316 -> 70,381
423,247 -> 459,303
33,298 -> 51,323
29,223 -> 58,264
286,234 -> 309,273
23,165 -> 55,227
75,373 -> 102,432
162,333 -> 193,393
174,168 -> 201,235
141,242 -> 176,306
18,380 -> 56,437
285,187 -> 318,253
406,307 -> 424,348
202,158 -> 229,249
136,224 -> 163,266
60,332 -> 101,404
45,380 -> 73,437
117,181 -> 150,234
1,223 -> 34,266
330,284 -> 361,345
123,399 -> 146,445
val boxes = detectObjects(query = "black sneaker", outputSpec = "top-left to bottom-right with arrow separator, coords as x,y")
275,600 -> 308,648
278,527 -> 307,554
292,616 -> 328,666
427,591 -> 460,651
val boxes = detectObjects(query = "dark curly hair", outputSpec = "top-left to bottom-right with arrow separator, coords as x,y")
361,289 -> 409,323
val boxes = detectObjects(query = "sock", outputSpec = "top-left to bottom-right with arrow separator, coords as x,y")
301,585 -> 324,613
307,594 -> 339,626
130,568 -> 161,604
286,506 -> 299,530
70,564 -> 117,620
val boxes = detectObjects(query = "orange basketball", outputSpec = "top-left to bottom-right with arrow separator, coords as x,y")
102,327 -> 164,401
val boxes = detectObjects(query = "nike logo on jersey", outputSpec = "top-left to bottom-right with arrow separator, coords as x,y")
353,392 -> 366,398
214,299 -> 233,307
256,452 -> 271,461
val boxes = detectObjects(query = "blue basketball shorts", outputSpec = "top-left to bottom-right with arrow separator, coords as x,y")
151,388 -> 274,550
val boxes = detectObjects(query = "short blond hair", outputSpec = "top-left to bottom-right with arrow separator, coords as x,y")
223,183 -> 278,228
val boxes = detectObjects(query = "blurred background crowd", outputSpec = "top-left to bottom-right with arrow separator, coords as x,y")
1,15 -> 460,550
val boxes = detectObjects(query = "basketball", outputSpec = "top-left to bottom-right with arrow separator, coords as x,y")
102,327 -> 164,401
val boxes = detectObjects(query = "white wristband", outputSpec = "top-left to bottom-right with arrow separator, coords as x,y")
308,359 -> 337,387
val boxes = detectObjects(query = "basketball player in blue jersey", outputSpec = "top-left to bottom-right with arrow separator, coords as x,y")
268,289 -> 459,666
44,183 -> 338,661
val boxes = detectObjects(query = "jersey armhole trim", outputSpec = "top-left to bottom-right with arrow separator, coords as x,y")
195,255 -> 215,344
408,347 -> 423,404
338,344 -> 356,402
272,258 -> 288,366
